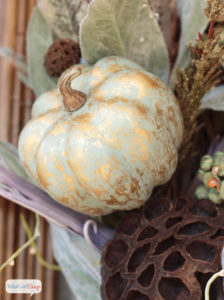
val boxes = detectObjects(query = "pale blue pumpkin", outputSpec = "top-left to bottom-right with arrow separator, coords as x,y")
18,56 -> 183,216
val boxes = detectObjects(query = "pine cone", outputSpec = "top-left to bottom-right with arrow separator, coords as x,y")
101,197 -> 224,300
44,38 -> 81,77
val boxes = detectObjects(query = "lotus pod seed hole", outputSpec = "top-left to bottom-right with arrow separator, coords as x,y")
137,264 -> 154,287
166,217 -> 183,228
104,239 -> 129,269
177,222 -> 211,236
137,225 -> 158,241
125,290 -> 150,300
163,251 -> 185,271
127,243 -> 150,272
158,277 -> 190,300
105,272 -> 128,300
153,236 -> 181,255
186,241 -> 217,262
211,228 -> 224,239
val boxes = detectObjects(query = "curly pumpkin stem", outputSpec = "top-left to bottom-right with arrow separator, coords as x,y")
59,68 -> 87,112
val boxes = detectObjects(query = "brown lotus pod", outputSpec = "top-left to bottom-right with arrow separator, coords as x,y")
44,38 -> 81,77
101,197 -> 224,300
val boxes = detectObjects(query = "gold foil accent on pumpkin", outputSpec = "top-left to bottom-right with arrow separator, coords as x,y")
95,164 -> 113,180
37,157 -> 56,189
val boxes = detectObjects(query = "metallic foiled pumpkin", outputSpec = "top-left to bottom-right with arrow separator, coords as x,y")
18,56 -> 183,216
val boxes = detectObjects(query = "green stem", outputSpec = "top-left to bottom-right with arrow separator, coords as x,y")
205,269 -> 224,300
0,214 -> 40,272
20,214 -> 60,271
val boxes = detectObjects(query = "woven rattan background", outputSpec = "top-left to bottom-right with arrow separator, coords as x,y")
0,1 -> 57,299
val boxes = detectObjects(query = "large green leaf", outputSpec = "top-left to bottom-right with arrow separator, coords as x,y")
0,142 -> 33,183
201,86 -> 224,111
57,272 -> 76,300
170,0 -> 208,87
51,224 -> 101,300
80,0 -> 169,83
37,0 -> 90,42
27,8 -> 57,96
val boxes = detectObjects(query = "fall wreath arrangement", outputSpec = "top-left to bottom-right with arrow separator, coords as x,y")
1,0 -> 224,299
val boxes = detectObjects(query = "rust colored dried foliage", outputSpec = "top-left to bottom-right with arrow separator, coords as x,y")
177,0 -> 224,162
101,197 -> 224,300
44,38 -> 81,77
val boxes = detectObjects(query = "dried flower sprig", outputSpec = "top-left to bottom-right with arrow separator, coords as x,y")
204,0 -> 224,21
176,0 -> 224,161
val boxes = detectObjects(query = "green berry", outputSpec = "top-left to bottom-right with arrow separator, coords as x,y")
219,181 -> 224,199
214,152 -> 224,167
195,185 -> 209,199
208,189 -> 222,204
200,155 -> 213,171
214,151 -> 224,159
197,169 -> 206,181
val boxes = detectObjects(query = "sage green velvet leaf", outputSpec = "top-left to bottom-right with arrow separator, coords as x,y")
201,86 -> 224,111
27,8 -> 57,96
51,224 -> 101,300
37,0 -> 90,42
170,0 -> 208,87
17,72 -> 33,89
0,47 -> 33,89
0,47 -> 28,73
57,272 -> 76,300
0,142 -> 33,182
80,0 -> 169,83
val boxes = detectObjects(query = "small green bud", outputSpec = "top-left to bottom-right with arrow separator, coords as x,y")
219,181 -> 224,199
214,152 -> 224,167
214,151 -> 224,160
215,156 -> 224,176
217,166 -> 224,177
197,169 -> 206,181
200,155 -> 213,171
208,189 -> 222,204
214,155 -> 224,165
195,185 -> 209,199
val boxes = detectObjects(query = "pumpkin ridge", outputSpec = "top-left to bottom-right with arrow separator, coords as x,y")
19,111 -> 64,182
66,125 -> 115,209
31,89 -> 63,118
35,114 -> 68,189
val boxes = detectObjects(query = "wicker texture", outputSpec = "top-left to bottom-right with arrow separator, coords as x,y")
0,0 -> 57,299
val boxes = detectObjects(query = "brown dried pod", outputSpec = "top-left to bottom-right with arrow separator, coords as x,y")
101,197 -> 224,300
44,38 -> 81,77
